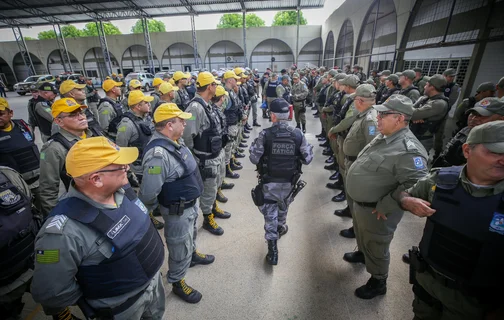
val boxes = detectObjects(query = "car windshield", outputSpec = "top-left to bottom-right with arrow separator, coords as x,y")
25,76 -> 40,82
127,73 -> 139,79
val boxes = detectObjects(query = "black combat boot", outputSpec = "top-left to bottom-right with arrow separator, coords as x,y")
230,160 -> 242,171
190,250 -> 215,267
355,277 -> 387,299
322,148 -> 332,156
296,123 -> 301,129
332,190 -> 346,202
226,164 -> 240,179
324,162 -> 338,170
316,129 -> 326,138
234,152 -> 245,158
329,171 -> 340,181
172,279 -> 202,303
221,180 -> 235,189
239,142 -> 248,148
253,121 -> 261,127
237,148 -> 245,153
340,226 -> 356,238
202,214 -> 224,235
278,225 -> 289,239
212,201 -> 231,219
216,188 -> 228,203
262,110 -> 268,118
343,251 -> 365,264
334,206 -> 351,217
266,240 -> 278,265
301,123 -> 306,133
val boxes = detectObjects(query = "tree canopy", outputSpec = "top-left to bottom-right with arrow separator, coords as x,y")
272,11 -> 307,26
37,22 -> 121,40
38,30 -> 57,40
82,22 -> 122,36
61,25 -> 83,38
24,37 -> 37,40
131,19 -> 166,33
217,13 -> 265,29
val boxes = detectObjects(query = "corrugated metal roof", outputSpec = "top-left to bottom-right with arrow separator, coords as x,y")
0,0 -> 325,28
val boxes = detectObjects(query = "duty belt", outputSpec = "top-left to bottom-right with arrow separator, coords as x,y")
167,198 -> 197,215
354,200 -> 377,208
94,287 -> 146,318
25,175 -> 40,185
345,155 -> 357,161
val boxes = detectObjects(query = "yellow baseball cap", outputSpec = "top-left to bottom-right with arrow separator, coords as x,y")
223,70 -> 240,80
215,85 -> 228,98
106,76 -> 111,80
159,82 -> 179,95
173,71 -> 187,81
129,79 -> 142,89
153,78 -> 164,87
59,80 -> 86,95
0,98 -> 10,111
118,73 -> 123,77
196,72 -> 220,88
51,98 -> 87,118
112,73 -> 117,77
185,72 -> 192,79
154,103 -> 192,123
66,136 -> 139,178
233,67 -> 244,76
128,90 -> 154,106
169,78 -> 175,85
102,79 -> 123,92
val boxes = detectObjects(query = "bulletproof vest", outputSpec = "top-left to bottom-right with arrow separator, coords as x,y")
331,91 -> 345,122
239,85 -> 250,105
224,89 -> 240,126
400,86 -> 420,97
142,139 -> 204,207
409,95 -> 450,139
186,83 -> 196,100
443,82 -> 456,98
336,95 -> 355,138
457,97 -> 476,129
259,125 -> 303,183
0,171 -> 39,287
120,113 -> 153,165
177,87 -> 191,111
49,187 -> 164,300
34,99 -> 53,136
98,97 -> 124,132
151,91 -> 160,98
278,84 -> 291,104
0,120 -> 40,175
317,84 -> 330,105
191,98 -> 223,158
86,85 -> 100,103
213,105 -> 228,134
266,80 -> 279,98
27,96 -> 43,127
84,108 -> 103,137
48,133 -> 79,190
247,80 -> 257,102
378,87 -> 400,104
419,166 -> 504,294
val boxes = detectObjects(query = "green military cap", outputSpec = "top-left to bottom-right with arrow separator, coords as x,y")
379,70 -> 391,76
243,71 -> 250,76
413,68 -> 423,73
365,79 -> 375,85
498,77 -> 504,89
281,75 -> 290,81
334,73 -> 347,81
374,94 -> 414,116
395,72 -> 403,77
355,84 -> 376,98
323,72 -> 329,77
271,73 -> 278,78
292,73 -> 300,79
401,70 -> 416,80
336,69 -> 343,73
427,74 -> 447,91
467,97 -> 504,116
476,81 -> 496,93
339,75 -> 360,88
328,69 -> 338,77
443,68 -> 457,77
319,67 -> 326,72
386,74 -> 399,84
352,64 -> 361,69
466,120 -> 504,153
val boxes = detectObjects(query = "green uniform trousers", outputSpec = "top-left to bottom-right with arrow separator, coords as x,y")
336,135 -> 346,172
293,102 -> 306,124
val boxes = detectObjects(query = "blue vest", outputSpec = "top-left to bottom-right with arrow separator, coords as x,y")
420,166 -> 504,292
224,89 -> 239,126
266,80 -> 279,98
49,188 -> 165,300
142,139 -> 204,207
0,120 -> 40,175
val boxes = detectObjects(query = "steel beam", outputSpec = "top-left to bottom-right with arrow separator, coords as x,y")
96,21 -> 113,76
142,18 -> 156,73
367,0 -> 380,76
295,2 -> 301,66
242,10 -> 248,67
190,14 -> 200,69
53,24 -> 74,73
12,27 -> 36,76
4,0 -> 66,24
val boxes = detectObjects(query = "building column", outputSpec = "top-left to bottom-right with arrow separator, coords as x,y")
190,14 -> 200,70
295,7 -> 300,66
242,10 -> 248,67
12,27 -> 36,76
96,21 -> 113,76
142,17 -> 155,73
53,24 -> 74,73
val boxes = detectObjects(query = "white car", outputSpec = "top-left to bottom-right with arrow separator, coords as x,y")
124,72 -> 154,92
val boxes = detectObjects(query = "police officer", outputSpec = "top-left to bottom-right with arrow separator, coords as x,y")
344,95 -> 428,299
314,73 -> 330,138
121,79 -> 143,110
377,74 -> 400,104
399,120 -> 504,320
399,70 -> 421,103
276,75 -> 292,102
34,82 -> 58,142
433,98 -> 504,168
245,71 -> 260,127
38,98 -> 94,216
85,77 -> 101,122
97,78 -> 123,138
410,74 -> 450,155
263,73 -> 280,119
150,77 -> 164,108
375,70 -> 390,105
0,166 -> 41,319
54,75 -> 62,91
32,137 -> 166,319
153,81 -> 178,114
249,98 -> 313,265
222,71 -> 243,179
173,71 -> 191,111
412,68 -> 427,95
436,68 -> 461,157
0,98 -> 41,210
27,84 -> 43,134
291,73 -> 309,133
140,103 -> 214,304
183,72 -> 230,236
324,74 -> 347,172
118,73 -> 126,99
453,81 -> 495,131
77,74 -> 86,85
352,65 -> 366,83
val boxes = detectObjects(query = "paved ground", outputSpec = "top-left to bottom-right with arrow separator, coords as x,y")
4,92 -> 423,320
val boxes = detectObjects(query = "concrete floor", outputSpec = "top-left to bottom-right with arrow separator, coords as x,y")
3,92 -> 425,320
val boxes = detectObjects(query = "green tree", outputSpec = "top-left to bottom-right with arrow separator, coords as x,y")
82,22 -> 122,36
272,11 -> 307,26
217,13 -> 265,28
131,19 -> 166,33
61,25 -> 83,38
24,36 -> 36,40
38,30 -> 57,40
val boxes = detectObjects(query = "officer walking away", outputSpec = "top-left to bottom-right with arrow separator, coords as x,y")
399,120 -> 504,320
291,73 -> 309,133
344,95 -> 428,299
97,79 -> 123,139
85,77 -> 101,123
32,137 -> 166,320
249,98 -> 313,265
0,98 -> 41,210
34,82 -> 58,142
263,73 -> 280,120
0,166 -> 41,320
140,103 -> 214,304
399,70 -> 421,103
38,98 -> 93,216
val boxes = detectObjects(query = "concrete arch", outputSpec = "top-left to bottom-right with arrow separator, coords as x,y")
250,38 -> 294,72
335,19 -> 354,70
204,40 -> 244,70
122,45 -> 160,75
323,31 -> 335,68
83,47 -> 120,79
0,56 -> 16,87
298,37 -> 322,68
47,49 -> 83,75
12,52 -> 47,81
161,42 -> 202,72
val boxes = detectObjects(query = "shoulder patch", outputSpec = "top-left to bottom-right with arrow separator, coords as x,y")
117,126 -> 127,132
101,109 -> 109,115
36,249 -> 60,264
40,152 -> 46,160
368,126 -> 376,136
148,165 -> 162,175
45,214 -> 69,233
413,157 -> 426,170
41,102 -> 48,107
405,139 -> 418,151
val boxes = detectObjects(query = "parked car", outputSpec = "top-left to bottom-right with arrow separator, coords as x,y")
13,74 -> 55,95
59,73 -> 82,82
124,72 -> 154,92
154,71 -> 172,79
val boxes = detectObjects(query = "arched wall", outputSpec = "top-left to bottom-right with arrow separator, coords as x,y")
47,50 -> 82,75
322,31 -> 335,68
334,20 -> 354,70
83,47 -> 120,79
298,38 -> 322,68
0,57 -> 16,86
204,41 -> 244,70
161,42 -> 202,72
13,52 -> 47,80
250,39 -> 294,72
122,45 -> 160,74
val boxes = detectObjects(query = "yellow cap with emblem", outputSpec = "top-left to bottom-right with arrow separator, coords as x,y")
128,79 -> 142,89
59,80 -> 86,95
153,78 -> 164,87
159,82 -> 179,95
128,90 -> 154,106
102,79 -> 123,92
173,71 -> 187,82
0,98 -> 10,111
215,85 -> 228,98
154,103 -> 192,123
196,72 -> 220,88
51,98 -> 87,118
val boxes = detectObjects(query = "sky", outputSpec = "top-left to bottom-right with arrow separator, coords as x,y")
0,0 -> 344,41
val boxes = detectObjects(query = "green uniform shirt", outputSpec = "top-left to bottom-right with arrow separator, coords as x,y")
343,107 -> 378,157
97,99 -> 118,132
401,85 -> 421,103
411,94 -> 449,122
291,81 -> 308,104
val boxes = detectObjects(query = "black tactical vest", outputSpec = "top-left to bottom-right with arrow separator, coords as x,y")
400,86 -> 420,97
0,120 -> 40,176
177,87 -> 191,111
317,84 -> 330,105
34,100 -> 53,136
192,98 -> 223,158
443,82 -> 456,98
120,113 -> 153,165
410,95 -> 450,139
278,84 -> 291,104
378,87 -> 400,104
84,108 -> 103,137
224,89 -> 240,126
266,80 -> 279,98
336,95 -> 355,138
331,91 -> 345,123
98,97 -> 124,133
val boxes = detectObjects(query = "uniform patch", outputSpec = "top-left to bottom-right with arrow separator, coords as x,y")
36,249 -> 59,264
406,140 -> 418,151
107,215 -> 131,239
23,132 -> 33,141
480,99 -> 491,107
46,215 -> 68,231
40,152 -> 45,160
272,142 -> 295,155
0,189 -> 21,205
368,126 -> 376,136
101,110 -> 109,115
189,115 -> 196,120
148,166 -> 161,175
134,198 -> 148,214
413,157 -> 425,169
118,126 -> 127,132
489,213 -> 504,235
44,108 -> 51,113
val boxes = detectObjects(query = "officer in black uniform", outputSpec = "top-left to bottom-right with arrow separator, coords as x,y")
33,82 -> 58,142
26,85 -> 43,135
54,75 -> 62,91
0,98 -> 41,210
263,73 -> 280,120
399,121 -> 504,320
85,77 -> 101,123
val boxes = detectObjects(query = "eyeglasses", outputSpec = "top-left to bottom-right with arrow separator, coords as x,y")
95,166 -> 128,174
377,111 -> 402,118
59,110 -> 86,119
